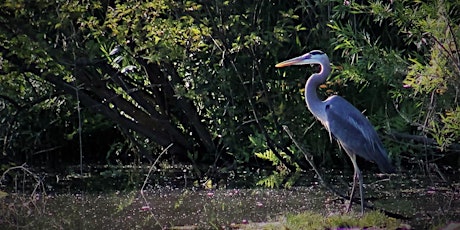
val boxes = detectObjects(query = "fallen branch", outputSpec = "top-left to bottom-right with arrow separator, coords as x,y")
388,132 -> 460,152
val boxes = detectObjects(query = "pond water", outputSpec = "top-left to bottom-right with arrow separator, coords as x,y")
0,167 -> 459,229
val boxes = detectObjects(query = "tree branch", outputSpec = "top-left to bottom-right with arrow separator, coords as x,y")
388,132 -> 460,152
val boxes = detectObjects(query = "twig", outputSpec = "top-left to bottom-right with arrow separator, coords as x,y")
430,163 -> 456,191
139,143 -> 173,228
0,164 -> 46,198
283,125 -> 353,201
76,86 -> 83,176
31,146 -> 62,155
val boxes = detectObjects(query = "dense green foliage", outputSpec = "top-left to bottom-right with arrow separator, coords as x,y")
1,0 -> 459,185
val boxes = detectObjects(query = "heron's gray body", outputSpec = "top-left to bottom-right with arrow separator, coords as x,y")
322,95 -> 394,173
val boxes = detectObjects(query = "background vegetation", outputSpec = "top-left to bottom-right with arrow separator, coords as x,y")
0,0 -> 459,188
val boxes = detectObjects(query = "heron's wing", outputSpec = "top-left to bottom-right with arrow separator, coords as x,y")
324,96 -> 394,173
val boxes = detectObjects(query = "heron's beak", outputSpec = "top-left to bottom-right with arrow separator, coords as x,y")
275,56 -> 303,68
275,54 -> 313,68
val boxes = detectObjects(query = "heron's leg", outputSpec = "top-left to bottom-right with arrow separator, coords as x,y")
346,169 -> 357,213
357,166 -> 364,215
346,154 -> 364,214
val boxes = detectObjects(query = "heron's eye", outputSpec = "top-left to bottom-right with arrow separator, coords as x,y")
309,51 -> 324,55
303,53 -> 312,59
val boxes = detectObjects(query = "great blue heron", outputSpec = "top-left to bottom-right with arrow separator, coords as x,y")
275,50 -> 395,214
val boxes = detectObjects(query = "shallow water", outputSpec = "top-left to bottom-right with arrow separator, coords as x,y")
1,169 -> 459,229
1,187 -> 326,229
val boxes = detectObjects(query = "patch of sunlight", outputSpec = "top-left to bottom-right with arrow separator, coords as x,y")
284,211 -> 401,230
286,211 -> 326,229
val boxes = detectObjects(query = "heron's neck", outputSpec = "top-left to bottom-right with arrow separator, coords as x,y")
305,63 -> 331,121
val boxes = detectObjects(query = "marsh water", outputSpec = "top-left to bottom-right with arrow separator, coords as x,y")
1,166 -> 459,229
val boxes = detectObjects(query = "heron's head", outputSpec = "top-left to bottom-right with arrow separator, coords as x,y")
275,50 -> 329,68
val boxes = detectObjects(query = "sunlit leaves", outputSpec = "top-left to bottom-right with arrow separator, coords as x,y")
256,172 -> 284,188
90,1 -> 211,63
363,0 -> 460,153
400,1 -> 460,151
255,149 -> 280,166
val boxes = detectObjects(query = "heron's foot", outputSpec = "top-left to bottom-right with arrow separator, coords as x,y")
344,200 -> 365,216
347,184 -> 357,213
345,200 -> 352,213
